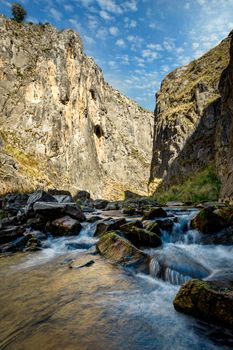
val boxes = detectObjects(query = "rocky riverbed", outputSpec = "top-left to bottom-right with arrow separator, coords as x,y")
0,190 -> 233,349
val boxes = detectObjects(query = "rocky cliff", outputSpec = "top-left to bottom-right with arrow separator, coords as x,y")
217,32 -> 233,203
0,16 -> 153,200
150,34 -> 231,202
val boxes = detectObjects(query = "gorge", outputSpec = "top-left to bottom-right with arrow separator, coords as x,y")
0,10 -> 233,350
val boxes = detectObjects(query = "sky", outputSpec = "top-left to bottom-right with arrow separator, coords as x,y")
1,0 -> 233,110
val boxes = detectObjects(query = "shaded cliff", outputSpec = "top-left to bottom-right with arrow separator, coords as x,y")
217,32 -> 233,203
0,16 -> 154,199
150,34 -> 231,202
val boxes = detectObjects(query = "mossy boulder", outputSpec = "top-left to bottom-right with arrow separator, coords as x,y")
142,220 -> 162,236
215,207 -> 233,225
191,208 -> 229,233
142,207 -> 167,221
173,279 -> 233,329
120,226 -> 162,248
96,231 -> 149,272
119,220 -> 143,231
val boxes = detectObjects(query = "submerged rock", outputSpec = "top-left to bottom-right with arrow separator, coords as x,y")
150,245 -> 211,285
96,231 -> 149,272
191,208 -> 229,233
46,215 -> 81,236
173,279 -> 233,329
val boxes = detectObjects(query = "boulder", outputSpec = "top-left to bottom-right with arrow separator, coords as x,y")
33,202 -> 86,222
0,226 -> 25,244
150,245 -> 211,285
94,199 -> 109,209
215,207 -> 233,225
94,218 -> 126,237
74,191 -> 91,202
173,279 -> 233,329
48,189 -> 72,196
142,207 -> 167,220
53,195 -> 74,203
142,220 -> 162,236
0,235 -> 29,253
96,231 -> 149,272
191,209 -> 229,234
25,237 -> 42,251
27,190 -> 57,209
65,242 -> 94,250
120,220 -> 143,231
87,215 -> 103,223
200,226 -> 233,245
122,207 -> 136,216
104,201 -> 122,211
155,218 -> 174,232
3,193 -> 29,215
120,226 -> 162,248
46,216 -> 82,236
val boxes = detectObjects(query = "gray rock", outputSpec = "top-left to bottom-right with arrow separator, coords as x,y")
33,202 -> 86,222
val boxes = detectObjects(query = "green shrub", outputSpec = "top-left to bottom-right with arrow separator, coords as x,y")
11,3 -> 27,23
154,166 -> 221,204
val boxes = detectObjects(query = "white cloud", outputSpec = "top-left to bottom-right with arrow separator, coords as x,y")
49,8 -> 62,21
192,42 -> 199,49
64,4 -> 73,12
99,10 -> 113,20
147,43 -> 163,51
142,49 -> 159,60
184,2 -> 190,9
116,39 -> 126,47
84,35 -> 95,45
68,19 -> 82,32
109,26 -> 119,35
96,27 -> 108,39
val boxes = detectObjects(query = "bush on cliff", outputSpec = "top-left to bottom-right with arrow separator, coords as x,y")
11,3 -> 27,23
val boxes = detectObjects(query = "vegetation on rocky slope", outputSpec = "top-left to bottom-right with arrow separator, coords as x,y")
153,166 -> 221,204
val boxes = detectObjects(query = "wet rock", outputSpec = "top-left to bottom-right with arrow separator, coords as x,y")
94,218 -> 126,237
0,216 -> 19,229
25,237 -> 42,251
0,226 -> 25,244
27,190 -> 57,209
166,201 -> 185,207
33,202 -> 86,222
120,227 -> 162,248
150,245 -> 211,285
66,242 -> 94,250
87,215 -> 103,223
122,207 -> 136,216
215,207 -> 233,225
142,207 -> 167,221
200,225 -> 233,245
25,215 -> 47,231
104,201 -> 122,211
46,216 -> 82,236
155,218 -> 174,233
94,199 -> 109,209
96,231 -> 149,272
142,220 -> 162,236
24,230 -> 47,241
0,235 -> 29,253
120,220 -> 143,231
191,209 -> 229,234
173,279 -> 233,329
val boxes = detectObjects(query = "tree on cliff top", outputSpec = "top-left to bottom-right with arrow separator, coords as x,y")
11,3 -> 27,23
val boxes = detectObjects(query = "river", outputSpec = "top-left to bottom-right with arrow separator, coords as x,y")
0,207 -> 233,350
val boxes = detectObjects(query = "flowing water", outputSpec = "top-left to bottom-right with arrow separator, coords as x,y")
0,208 -> 233,350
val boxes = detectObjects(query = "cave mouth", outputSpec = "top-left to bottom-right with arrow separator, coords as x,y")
94,124 -> 104,138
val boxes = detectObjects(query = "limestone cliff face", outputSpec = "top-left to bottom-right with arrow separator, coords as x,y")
150,36 -> 230,194
0,16 -> 154,199
217,32 -> 233,203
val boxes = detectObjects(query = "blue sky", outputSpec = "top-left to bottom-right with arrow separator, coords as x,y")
1,0 -> 233,110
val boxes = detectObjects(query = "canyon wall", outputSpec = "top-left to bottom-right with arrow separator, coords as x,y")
150,34 -> 232,202
0,16 -> 154,199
